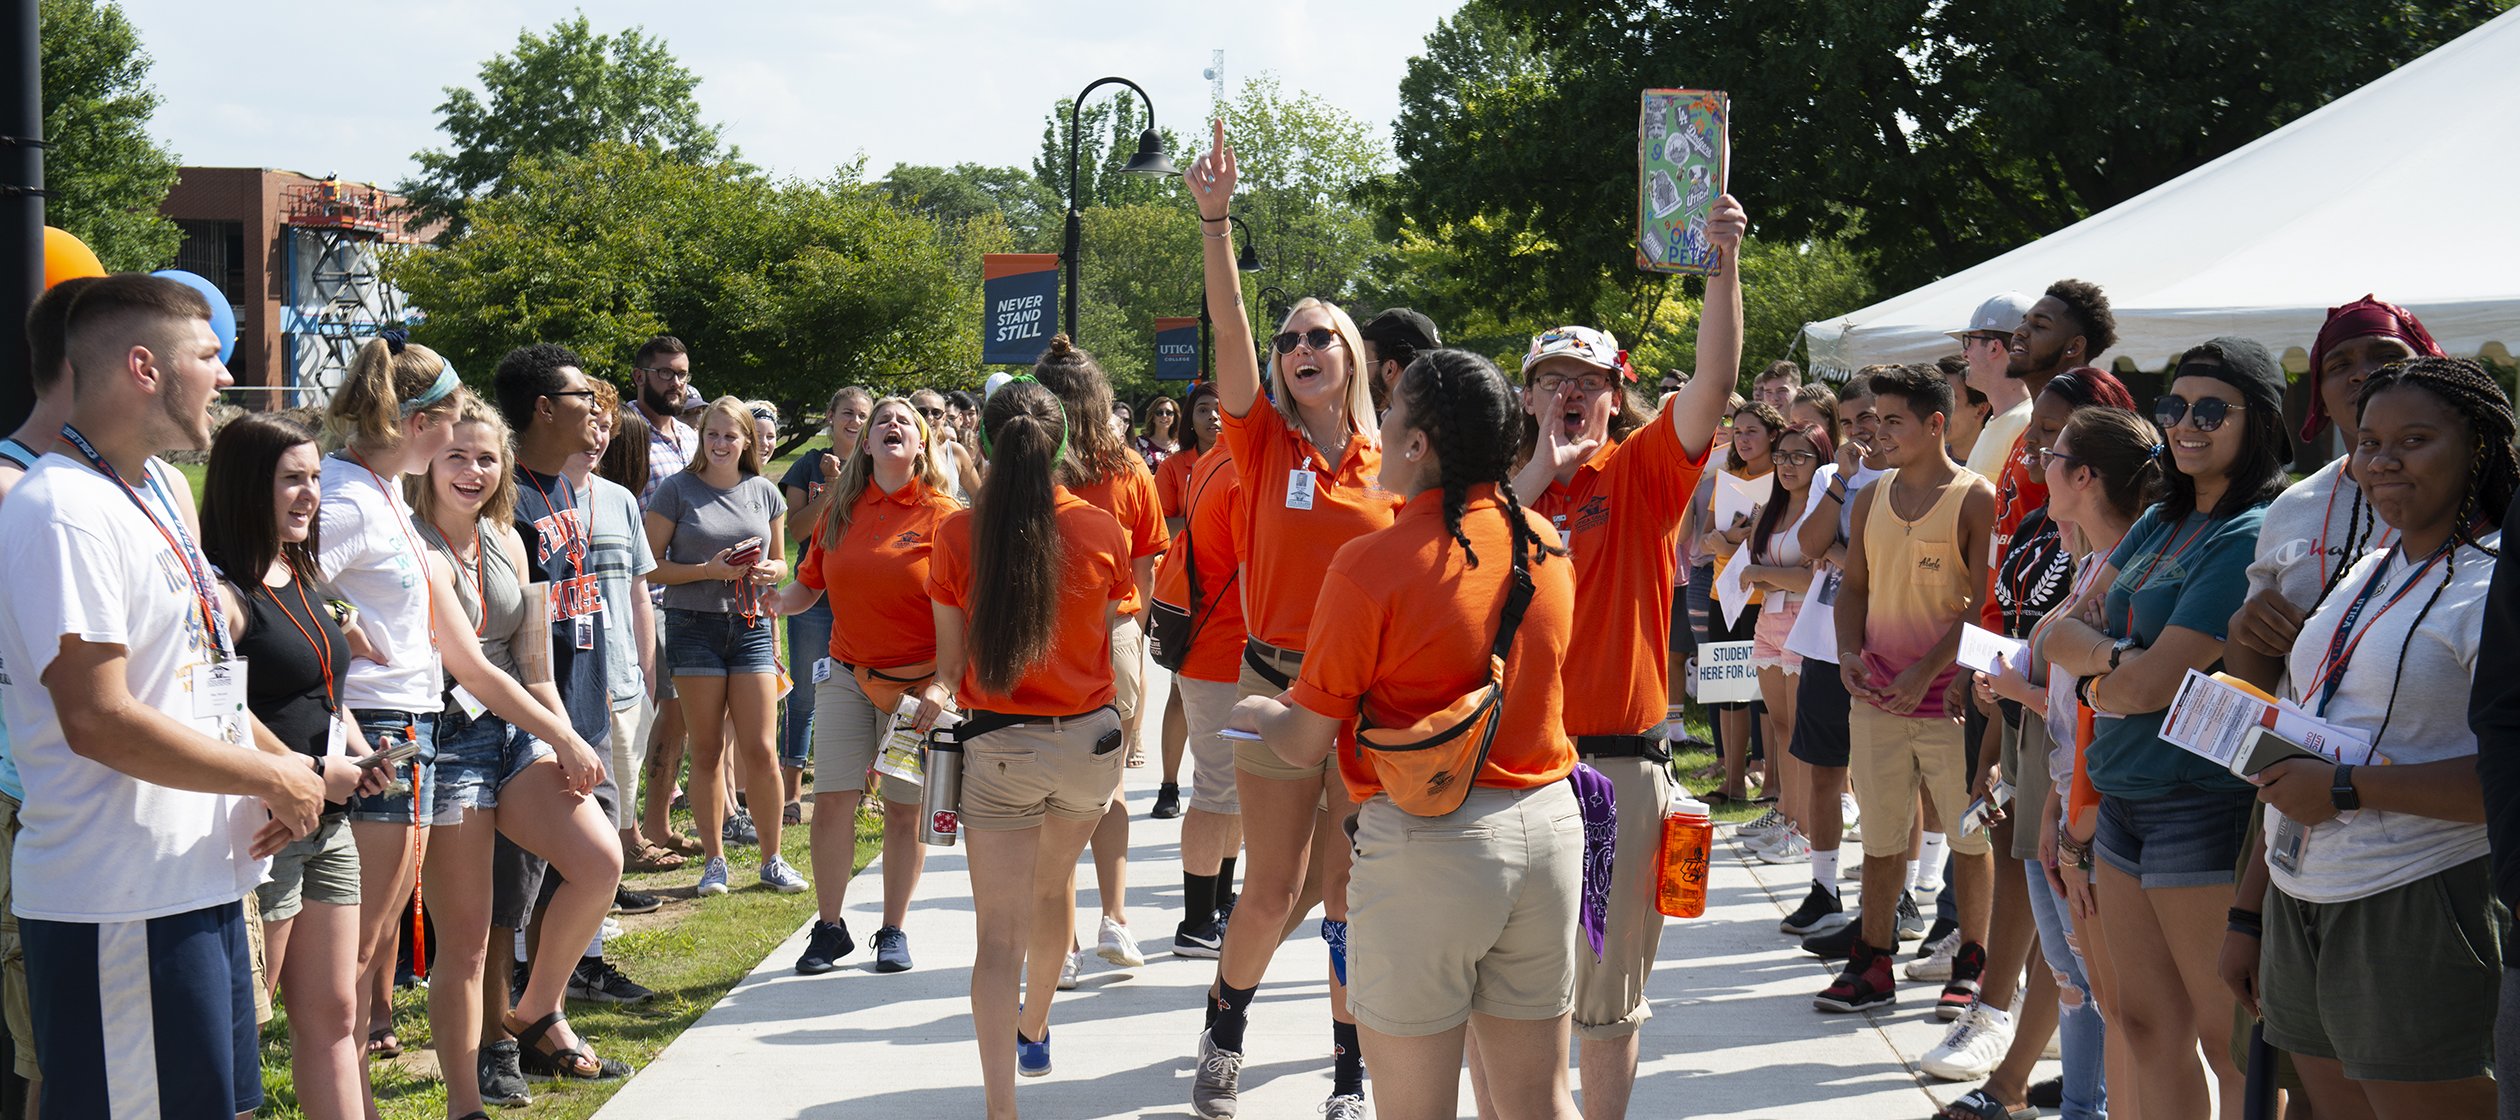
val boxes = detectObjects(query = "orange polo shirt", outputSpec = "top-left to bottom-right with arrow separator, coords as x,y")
1292,484 -> 1578,803
1219,402 -> 1400,652
1155,445 -> 1199,520
796,477 -> 963,670
1071,459 -> 1171,616
925,488 -> 1133,716
1152,448 -> 1248,684
1526,413 -> 1709,737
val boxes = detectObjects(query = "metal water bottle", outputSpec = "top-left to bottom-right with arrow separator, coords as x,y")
919,724 -> 964,847
1656,796 -> 1713,919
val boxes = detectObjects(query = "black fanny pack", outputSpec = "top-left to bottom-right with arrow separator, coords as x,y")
1574,733 -> 1671,763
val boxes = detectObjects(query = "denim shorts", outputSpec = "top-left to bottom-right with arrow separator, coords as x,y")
346,709 -> 438,825
431,710 -> 554,825
2095,786 -> 2253,889
664,607 -> 778,677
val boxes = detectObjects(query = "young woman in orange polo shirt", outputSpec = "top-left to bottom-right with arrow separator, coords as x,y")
1187,119 -> 1400,1119
1149,385 -> 1220,820
914,380 -> 1135,1119
772,396 -> 958,976
1149,382 -> 1248,956
1233,348 -> 1582,1120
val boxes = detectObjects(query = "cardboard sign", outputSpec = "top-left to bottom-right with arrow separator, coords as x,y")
1693,640 -> 1761,704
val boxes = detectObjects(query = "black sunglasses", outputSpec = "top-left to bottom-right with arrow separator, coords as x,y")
1272,328 -> 1343,355
542,389 -> 598,402
2154,394 -> 2247,433
915,407 -> 945,419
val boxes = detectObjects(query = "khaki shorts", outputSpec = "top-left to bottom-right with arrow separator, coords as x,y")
1235,642 -> 1329,781
1346,780 -> 1584,1037
1177,677 -> 1243,815
1850,703 -> 1990,860
810,672 -> 920,805
0,793 -> 33,1080
957,709 -> 1127,831
256,814 -> 362,922
1111,619 -> 1146,723
1570,754 -> 1672,1040
610,697 -> 649,831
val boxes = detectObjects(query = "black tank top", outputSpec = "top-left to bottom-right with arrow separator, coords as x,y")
234,571 -> 350,767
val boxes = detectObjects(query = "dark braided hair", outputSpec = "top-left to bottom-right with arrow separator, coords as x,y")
1396,350 -> 1565,572
2335,356 -> 2516,750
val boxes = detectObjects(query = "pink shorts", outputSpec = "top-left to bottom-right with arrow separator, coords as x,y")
1750,601 -> 1802,675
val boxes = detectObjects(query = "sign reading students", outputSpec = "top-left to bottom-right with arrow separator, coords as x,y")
1153,316 -> 1200,381
982,254 -> 1060,365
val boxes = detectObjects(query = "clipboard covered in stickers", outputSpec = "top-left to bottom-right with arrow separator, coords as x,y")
1636,89 -> 1729,276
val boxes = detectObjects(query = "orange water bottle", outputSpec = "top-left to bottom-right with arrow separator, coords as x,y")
1656,796 -> 1713,918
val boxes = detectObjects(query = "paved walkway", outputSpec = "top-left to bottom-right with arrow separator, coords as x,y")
597,760 -> 2055,1119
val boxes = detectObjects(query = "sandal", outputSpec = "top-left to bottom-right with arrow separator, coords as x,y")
505,1010 -> 631,1083
1932,1089 -> 2036,1120
1701,790 -> 1745,807
657,831 -> 705,857
366,1025 -> 401,1059
627,842 -> 688,873
782,801 -> 803,826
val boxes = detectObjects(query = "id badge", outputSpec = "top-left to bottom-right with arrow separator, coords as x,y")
2269,814 -> 2309,875
450,685 -> 489,721
812,657 -> 835,685
574,614 -> 596,651
194,658 -> 248,720
1286,468 -> 1316,511
325,712 -> 352,759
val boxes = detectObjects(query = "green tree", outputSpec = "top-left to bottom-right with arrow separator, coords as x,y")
879,163 -> 1060,252
401,15 -> 733,239
1033,94 -> 1188,217
37,0 -> 182,270
1214,75 -> 1389,321
1073,200 -> 1203,392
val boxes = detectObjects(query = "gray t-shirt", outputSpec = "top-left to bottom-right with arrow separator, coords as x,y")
647,471 -> 785,614
587,477 -> 657,705
2273,535 -> 2495,903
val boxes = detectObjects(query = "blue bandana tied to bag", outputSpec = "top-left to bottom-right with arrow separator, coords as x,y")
1569,763 -> 1617,959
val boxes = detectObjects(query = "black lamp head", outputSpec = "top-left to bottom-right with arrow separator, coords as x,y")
1122,128 -> 1178,177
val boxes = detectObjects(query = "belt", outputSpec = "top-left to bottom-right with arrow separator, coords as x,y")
351,708 -> 431,723
1574,734 -> 1671,763
957,706 -> 1118,742
1243,638 -> 1303,691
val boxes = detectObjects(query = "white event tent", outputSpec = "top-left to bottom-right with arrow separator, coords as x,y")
1800,5 -> 2520,374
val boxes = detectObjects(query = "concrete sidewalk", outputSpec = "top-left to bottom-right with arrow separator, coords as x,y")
596,764 -> 2053,1119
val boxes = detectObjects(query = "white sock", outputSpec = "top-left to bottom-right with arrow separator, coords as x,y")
1810,849 -> 1841,895
513,929 -> 529,961
585,930 -> 605,959
1913,832 -> 1949,893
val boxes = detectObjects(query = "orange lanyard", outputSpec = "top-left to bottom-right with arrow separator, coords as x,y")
270,576 -> 339,713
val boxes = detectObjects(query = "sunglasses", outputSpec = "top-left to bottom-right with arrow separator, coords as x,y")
916,407 -> 944,419
542,389 -> 598,402
2154,394 -> 2247,433
1272,328 -> 1343,355
1529,372 -> 1614,395
1775,450 -> 1820,467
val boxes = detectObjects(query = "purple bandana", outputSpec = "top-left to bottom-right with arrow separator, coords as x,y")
1569,764 -> 1618,959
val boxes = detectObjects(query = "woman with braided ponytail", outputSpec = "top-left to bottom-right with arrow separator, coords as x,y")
2224,356 -> 2512,1116
1229,349 -> 1581,1120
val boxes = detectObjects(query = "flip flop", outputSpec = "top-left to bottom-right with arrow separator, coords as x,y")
366,1026 -> 401,1059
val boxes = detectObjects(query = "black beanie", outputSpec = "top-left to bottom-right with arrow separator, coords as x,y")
2170,336 -> 2285,418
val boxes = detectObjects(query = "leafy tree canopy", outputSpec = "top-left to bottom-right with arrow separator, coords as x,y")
38,0 -> 182,270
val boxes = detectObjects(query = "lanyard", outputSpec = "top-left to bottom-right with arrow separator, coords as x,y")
519,467 -> 586,581
341,449 -> 441,651
57,425 -> 231,658
269,575 -> 339,713
2300,543 -> 2452,716
2119,513 -> 2216,638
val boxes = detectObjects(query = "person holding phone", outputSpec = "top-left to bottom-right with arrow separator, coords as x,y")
645,397 -> 799,898
913,379 -> 1134,1117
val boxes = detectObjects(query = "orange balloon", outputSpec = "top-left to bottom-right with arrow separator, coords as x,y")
43,226 -> 107,289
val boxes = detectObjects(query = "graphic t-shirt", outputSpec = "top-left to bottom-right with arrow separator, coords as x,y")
515,466 -> 611,751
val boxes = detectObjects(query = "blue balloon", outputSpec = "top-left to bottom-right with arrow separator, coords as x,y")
151,269 -> 238,365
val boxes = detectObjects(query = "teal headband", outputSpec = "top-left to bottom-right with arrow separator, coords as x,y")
401,361 -> 459,416
980,375 -> 1070,464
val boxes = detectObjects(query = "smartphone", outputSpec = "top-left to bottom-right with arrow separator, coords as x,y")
728,536 -> 765,568
2234,725 -> 2323,778
1093,728 -> 1125,756
357,736 -> 424,772
1217,727 -> 1264,742
1958,778 -> 2016,836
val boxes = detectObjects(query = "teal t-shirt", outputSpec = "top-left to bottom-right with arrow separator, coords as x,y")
2085,502 -> 2267,799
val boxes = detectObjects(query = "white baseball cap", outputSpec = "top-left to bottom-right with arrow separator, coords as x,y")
1946,291 -> 2037,342
982,371 -> 1015,401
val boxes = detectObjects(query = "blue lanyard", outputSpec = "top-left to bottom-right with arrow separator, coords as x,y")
2308,543 -> 2448,716
56,424 -> 232,658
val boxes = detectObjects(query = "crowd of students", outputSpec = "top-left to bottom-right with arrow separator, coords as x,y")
1,119 -> 2518,1120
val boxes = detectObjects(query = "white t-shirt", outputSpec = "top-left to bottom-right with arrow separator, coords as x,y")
320,455 -> 441,710
0,455 -> 266,921
2248,456 -> 2393,612
2273,536 -> 2495,904
1964,398 -> 2031,482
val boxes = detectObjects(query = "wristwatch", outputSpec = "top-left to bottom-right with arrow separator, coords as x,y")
2109,637 -> 2136,671
2330,763 -> 2361,812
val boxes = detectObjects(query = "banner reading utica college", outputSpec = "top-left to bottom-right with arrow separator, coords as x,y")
1153,316 -> 1200,381
982,254 -> 1061,365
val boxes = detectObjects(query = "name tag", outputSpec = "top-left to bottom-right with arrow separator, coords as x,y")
326,712 -> 351,758
1286,468 -> 1316,511
450,684 -> 489,721
575,615 -> 597,651
812,657 -> 835,684
192,659 -> 249,745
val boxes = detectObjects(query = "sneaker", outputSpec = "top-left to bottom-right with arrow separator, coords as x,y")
611,887 -> 662,915
1937,941 -> 1987,1021
1800,915 -> 1862,961
1097,916 -> 1146,967
598,916 -> 623,940
1192,1028 -> 1244,1118
1841,792 -> 1862,839
1320,1092 -> 1367,1119
1057,949 -> 1080,990
1813,941 -> 1896,1013
1896,893 -> 1929,942
1736,806 -> 1787,838
1920,1002 -> 2015,1080
723,810 -> 759,847
759,854 -> 808,894
696,856 -> 730,896
795,919 -> 855,975
2028,1077 -> 2065,1109
478,1039 -> 533,1106
1779,882 -> 1848,936
1174,914 -> 1226,959
1906,929 -> 1961,981
1754,826 -> 1812,865
1016,1028 -> 1051,1077
1152,783 -> 1183,819
872,925 -> 913,973
1914,915 -> 1957,955
567,957 -> 656,1006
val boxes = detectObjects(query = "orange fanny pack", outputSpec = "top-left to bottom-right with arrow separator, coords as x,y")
852,661 -> 938,717
1356,550 -> 1535,818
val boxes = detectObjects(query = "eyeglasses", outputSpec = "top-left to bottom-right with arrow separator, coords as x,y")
633,366 -> 689,381
1775,450 -> 1820,467
2154,394 -> 2247,433
2037,447 -> 2085,470
1529,372 -> 1614,395
1272,328 -> 1343,355
542,389 -> 598,402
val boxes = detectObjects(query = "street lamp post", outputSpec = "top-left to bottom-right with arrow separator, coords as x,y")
1062,76 -> 1177,343
1199,214 -> 1261,378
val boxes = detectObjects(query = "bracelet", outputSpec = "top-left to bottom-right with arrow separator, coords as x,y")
1203,231 -> 1231,240
2227,906 -> 2262,929
1200,215 -> 1228,225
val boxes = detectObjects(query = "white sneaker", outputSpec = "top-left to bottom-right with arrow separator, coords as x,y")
1920,1002 -> 2015,1081
1754,827 -> 1811,865
1906,930 -> 1961,981
1736,807 -> 1787,838
1841,792 -> 1862,841
599,917 -> 623,939
1057,949 -> 1080,990
1096,916 -> 1146,967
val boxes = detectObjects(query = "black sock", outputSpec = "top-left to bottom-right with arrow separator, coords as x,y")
1332,1020 -> 1364,1096
1217,856 -> 1238,896
1211,980 -> 1257,1051
1184,872 -> 1218,925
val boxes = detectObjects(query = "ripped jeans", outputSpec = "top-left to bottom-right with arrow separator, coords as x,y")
2025,859 -> 2108,1119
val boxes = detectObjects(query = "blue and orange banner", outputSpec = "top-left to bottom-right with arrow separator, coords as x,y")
982,254 -> 1061,365
1153,316 -> 1200,381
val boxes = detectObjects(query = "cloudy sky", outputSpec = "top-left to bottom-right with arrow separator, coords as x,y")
115,0 -> 1464,187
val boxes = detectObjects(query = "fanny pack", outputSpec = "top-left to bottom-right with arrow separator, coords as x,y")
850,660 -> 937,718
1356,542 -> 1535,818
1149,465 -> 1237,673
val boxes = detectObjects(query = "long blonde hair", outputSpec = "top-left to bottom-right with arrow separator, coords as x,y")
1268,297 -> 1377,438
404,395 -> 518,530
688,396 -> 764,477
818,397 -> 953,549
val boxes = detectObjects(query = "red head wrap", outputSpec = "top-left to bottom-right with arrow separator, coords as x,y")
2303,295 -> 2444,440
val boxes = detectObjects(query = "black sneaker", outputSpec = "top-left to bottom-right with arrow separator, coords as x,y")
510,959 -> 530,1002
1813,941 -> 1897,1013
479,1039 -> 533,1106
1897,893 -> 1930,942
1778,882 -> 1848,936
612,887 -> 663,915
1151,783 -> 1182,819
1800,915 -> 1862,961
2028,1077 -> 2064,1109
872,925 -> 913,973
795,919 -> 855,975
723,810 -> 760,847
1174,913 -> 1225,959
568,956 -> 656,1005
1912,912 -> 1955,954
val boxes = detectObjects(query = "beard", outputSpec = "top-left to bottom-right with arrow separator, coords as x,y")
162,377 -> 212,452
640,382 -> 680,415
